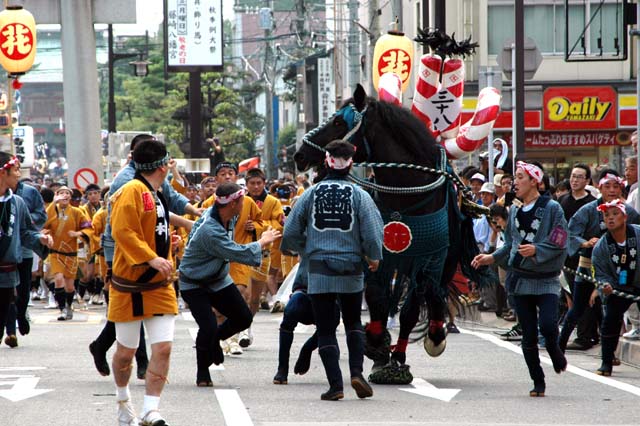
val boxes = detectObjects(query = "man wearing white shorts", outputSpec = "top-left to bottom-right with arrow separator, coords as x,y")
108,139 -> 178,426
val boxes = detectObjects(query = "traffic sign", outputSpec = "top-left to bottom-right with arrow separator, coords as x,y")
497,37 -> 542,80
73,167 -> 98,190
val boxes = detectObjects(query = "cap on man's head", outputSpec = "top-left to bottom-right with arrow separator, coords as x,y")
71,189 -> 83,201
214,162 -> 238,176
470,173 -> 486,183
480,182 -> 495,194
55,185 -> 72,195
493,173 -> 503,186
479,151 -> 489,160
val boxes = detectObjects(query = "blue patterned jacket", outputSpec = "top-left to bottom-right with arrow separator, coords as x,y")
281,176 -> 383,294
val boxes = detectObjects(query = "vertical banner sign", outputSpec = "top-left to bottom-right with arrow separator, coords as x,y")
165,0 -> 223,72
317,57 -> 335,123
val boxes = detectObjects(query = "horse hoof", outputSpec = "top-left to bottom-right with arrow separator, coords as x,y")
424,336 -> 446,357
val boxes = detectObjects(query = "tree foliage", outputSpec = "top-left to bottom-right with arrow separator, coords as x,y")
101,25 -> 264,162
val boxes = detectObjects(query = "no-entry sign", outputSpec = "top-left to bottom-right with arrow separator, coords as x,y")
73,167 -> 98,190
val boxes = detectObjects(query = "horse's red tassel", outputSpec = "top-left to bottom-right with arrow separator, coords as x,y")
367,320 -> 384,335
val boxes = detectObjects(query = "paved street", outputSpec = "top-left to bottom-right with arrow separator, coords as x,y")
2,301 -> 640,426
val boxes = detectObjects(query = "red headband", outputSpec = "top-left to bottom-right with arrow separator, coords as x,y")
597,198 -> 626,215
216,188 -> 245,205
1,156 -> 19,170
516,161 -> 543,183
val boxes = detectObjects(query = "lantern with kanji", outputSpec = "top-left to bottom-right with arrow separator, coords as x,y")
0,6 -> 36,76
372,25 -> 414,94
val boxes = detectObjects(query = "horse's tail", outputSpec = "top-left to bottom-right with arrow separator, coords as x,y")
458,215 -> 500,289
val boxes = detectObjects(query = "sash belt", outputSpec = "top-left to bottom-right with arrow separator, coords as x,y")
111,274 -> 170,293
578,256 -> 592,269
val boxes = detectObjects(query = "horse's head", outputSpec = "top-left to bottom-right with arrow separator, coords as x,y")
294,84 -> 369,171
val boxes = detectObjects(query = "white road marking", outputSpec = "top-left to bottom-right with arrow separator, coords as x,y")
460,326 -> 640,397
399,377 -> 460,401
215,389 -> 254,426
182,311 -> 194,321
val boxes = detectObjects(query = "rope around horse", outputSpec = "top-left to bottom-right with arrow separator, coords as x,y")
350,160 -> 473,197
561,265 -> 640,302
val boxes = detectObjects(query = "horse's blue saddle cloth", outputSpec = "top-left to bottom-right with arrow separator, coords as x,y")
382,205 -> 449,258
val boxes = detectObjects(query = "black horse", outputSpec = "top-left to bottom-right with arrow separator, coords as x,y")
294,84 -> 486,382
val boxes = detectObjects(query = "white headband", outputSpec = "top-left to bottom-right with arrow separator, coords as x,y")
325,151 -> 353,170
216,188 -> 245,205
598,173 -> 623,187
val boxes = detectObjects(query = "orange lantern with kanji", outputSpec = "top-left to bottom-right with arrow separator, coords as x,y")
372,27 -> 414,94
0,6 -> 36,76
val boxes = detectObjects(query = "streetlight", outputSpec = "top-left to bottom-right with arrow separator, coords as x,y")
107,24 -> 150,133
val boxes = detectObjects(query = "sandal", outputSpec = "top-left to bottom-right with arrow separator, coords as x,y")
529,382 -> 545,397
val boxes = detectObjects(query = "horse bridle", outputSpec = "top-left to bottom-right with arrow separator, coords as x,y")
301,103 -> 471,196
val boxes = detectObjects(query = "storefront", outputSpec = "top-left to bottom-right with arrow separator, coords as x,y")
463,85 -> 635,184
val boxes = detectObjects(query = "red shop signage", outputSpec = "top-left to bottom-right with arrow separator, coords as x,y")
543,86 -> 617,131
516,131 -> 622,148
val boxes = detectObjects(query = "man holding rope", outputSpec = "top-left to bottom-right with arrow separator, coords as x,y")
592,199 -> 640,376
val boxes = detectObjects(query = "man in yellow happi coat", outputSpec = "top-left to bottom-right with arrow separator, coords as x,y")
44,186 -> 92,321
201,162 -> 263,351
108,139 -> 178,426
245,168 -> 284,313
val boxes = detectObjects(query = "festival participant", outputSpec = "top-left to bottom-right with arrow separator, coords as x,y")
79,183 -> 103,305
43,185 -> 92,321
108,138 -> 179,426
201,162 -> 264,353
559,169 -> 640,352
592,199 -> 640,376
245,167 -> 285,313
3,173 -> 46,347
281,140 -> 383,401
556,164 -> 596,350
179,182 -> 281,386
89,134 -> 199,381
0,153 -> 52,347
272,256 -> 334,385
472,160 -> 568,397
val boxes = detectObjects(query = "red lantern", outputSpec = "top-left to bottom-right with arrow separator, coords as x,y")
0,6 -> 37,76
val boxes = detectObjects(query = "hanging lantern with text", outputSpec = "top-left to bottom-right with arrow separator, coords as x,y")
372,25 -> 414,94
0,6 -> 36,76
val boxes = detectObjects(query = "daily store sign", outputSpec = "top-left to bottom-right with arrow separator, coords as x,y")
543,86 -> 616,131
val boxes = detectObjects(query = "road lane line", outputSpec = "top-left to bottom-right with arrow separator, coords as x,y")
187,328 -> 224,371
460,327 -> 640,397
215,389 -> 254,426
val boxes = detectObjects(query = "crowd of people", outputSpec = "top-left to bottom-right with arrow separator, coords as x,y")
2,131 -> 640,423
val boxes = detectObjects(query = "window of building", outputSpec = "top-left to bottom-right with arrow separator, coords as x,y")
488,1 -> 622,57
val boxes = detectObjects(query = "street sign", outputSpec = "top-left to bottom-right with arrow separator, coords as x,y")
497,37 -> 542,80
73,167 -> 98,190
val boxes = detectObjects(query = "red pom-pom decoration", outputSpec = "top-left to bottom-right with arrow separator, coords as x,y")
12,79 -> 22,90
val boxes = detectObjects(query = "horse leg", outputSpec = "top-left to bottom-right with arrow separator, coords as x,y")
391,291 -> 421,365
419,250 -> 448,357
364,275 -> 391,368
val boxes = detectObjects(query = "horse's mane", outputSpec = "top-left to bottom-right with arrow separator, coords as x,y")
364,98 -> 440,164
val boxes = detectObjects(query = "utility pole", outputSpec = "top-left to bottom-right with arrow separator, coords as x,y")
434,0 -> 446,31
262,1 -> 275,179
348,0 -> 359,91
368,0 -> 380,95
294,0 -> 306,155
514,0 -> 525,170
392,0 -> 403,28
189,72 -> 204,158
